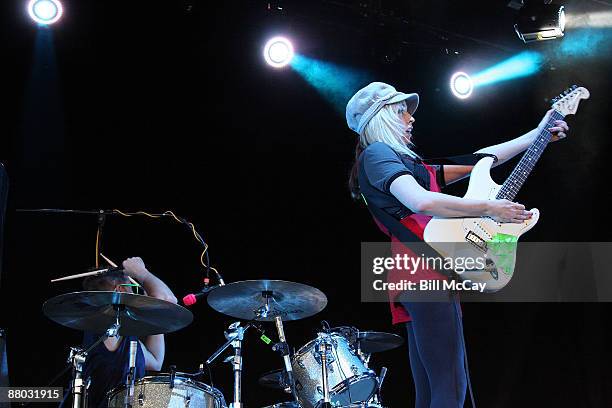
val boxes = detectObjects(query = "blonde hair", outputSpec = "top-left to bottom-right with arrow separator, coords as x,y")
359,101 -> 419,159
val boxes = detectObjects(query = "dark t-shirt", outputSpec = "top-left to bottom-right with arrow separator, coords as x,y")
358,142 -> 448,325
81,332 -> 146,408
358,142 -> 445,219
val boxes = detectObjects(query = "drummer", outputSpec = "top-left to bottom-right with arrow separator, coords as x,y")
63,257 -> 178,408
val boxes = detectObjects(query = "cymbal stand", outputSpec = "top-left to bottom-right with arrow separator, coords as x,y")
254,291 -> 300,405
206,322 -> 253,408
273,316 -> 299,405
69,308 -> 121,408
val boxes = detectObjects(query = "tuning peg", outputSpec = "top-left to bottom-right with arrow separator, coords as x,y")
571,84 -> 577,89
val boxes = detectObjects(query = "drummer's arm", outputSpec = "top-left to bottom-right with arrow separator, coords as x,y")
122,257 -> 178,371
140,336 -> 164,371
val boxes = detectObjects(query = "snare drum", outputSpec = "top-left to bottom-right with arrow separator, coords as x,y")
292,329 -> 377,408
107,374 -> 226,408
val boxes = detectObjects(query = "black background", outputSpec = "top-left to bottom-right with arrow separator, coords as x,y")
1,0 -> 611,407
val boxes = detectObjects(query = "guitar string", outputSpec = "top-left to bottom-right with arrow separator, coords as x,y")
500,110 -> 564,197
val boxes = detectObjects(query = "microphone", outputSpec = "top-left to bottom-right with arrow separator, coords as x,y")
182,284 -> 221,306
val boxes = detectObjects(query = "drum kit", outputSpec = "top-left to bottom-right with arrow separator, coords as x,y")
43,279 -> 404,408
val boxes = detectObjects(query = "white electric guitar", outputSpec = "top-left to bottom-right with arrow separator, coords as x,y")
423,85 -> 590,292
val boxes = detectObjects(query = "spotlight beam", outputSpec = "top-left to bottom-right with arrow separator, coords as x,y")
472,51 -> 544,88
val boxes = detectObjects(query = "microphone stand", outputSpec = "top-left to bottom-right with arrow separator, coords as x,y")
16,208 -> 120,269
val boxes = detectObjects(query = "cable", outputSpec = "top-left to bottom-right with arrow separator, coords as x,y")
110,209 -> 220,283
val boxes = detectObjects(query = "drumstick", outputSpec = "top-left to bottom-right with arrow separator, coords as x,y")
50,268 -> 111,282
100,253 -> 141,287
99,253 -> 118,267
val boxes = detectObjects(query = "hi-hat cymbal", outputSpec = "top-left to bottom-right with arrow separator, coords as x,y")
43,291 -> 193,336
207,280 -> 327,321
357,331 -> 404,353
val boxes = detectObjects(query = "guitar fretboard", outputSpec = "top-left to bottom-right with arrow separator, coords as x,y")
496,110 -> 565,201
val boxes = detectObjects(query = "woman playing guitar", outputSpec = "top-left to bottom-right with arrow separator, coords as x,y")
346,82 -> 568,408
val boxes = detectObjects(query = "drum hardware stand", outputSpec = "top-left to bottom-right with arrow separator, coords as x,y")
169,365 -> 177,389
252,289 -> 300,405
371,367 -> 388,407
206,321 -> 254,408
68,347 -> 87,408
269,315 -> 298,405
69,310 -> 121,408
318,335 -> 333,408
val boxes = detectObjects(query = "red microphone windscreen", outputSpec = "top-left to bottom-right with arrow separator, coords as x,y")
183,294 -> 197,306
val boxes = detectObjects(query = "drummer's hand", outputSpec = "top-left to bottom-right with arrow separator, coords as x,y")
122,257 -> 149,282
123,257 -> 178,304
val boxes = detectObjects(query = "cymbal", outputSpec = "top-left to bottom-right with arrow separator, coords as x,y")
207,280 -> 327,321
43,291 -> 193,336
357,331 -> 404,353
258,369 -> 288,390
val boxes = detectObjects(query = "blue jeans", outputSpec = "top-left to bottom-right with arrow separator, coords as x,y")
401,297 -> 467,408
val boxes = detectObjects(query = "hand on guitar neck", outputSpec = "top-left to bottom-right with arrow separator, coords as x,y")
535,108 -> 569,142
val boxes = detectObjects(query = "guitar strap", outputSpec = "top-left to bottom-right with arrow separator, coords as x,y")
363,152 -> 498,281
422,152 -> 498,166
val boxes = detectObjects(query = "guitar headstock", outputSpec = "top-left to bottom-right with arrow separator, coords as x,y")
551,85 -> 590,116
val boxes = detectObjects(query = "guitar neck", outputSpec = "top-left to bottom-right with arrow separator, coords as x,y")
496,110 -> 565,201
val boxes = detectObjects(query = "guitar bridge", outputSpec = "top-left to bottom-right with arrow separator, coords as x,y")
465,231 -> 488,253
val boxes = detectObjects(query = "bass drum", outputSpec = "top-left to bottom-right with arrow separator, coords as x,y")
292,329 -> 378,408
107,374 -> 227,408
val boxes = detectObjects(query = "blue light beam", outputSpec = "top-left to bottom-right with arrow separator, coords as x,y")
472,51 -> 545,88
290,54 -> 370,114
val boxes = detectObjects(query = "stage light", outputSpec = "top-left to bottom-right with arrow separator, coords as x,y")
263,37 -> 294,68
514,3 -> 565,43
450,72 -> 473,99
28,0 -> 63,25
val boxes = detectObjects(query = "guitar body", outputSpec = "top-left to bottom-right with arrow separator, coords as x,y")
423,157 -> 539,292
